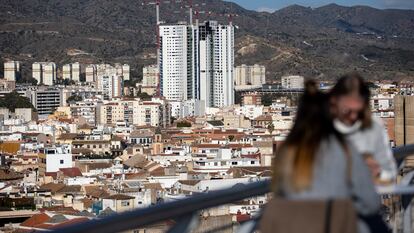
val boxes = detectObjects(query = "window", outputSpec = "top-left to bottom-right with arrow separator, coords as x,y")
232,161 -> 237,165
60,160 -> 64,164
121,201 -> 130,207
251,161 -> 255,165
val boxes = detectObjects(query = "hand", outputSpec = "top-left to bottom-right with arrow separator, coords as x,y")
364,156 -> 381,181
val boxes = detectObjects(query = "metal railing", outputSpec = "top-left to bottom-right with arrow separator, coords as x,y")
52,145 -> 414,233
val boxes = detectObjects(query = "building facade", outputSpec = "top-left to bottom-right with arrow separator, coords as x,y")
159,21 -> 234,108
234,64 -> 266,86
4,61 -> 21,81
281,75 -> 304,89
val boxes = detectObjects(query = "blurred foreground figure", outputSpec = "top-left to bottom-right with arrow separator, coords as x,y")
262,80 -> 380,233
329,73 -> 397,183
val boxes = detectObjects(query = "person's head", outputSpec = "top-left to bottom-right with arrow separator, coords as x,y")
274,80 -> 343,191
329,73 -> 371,129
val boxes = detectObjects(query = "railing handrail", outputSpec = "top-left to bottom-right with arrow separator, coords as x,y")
52,180 -> 271,233
51,144 -> 414,233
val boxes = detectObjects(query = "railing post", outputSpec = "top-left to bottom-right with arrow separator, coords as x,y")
403,202 -> 412,233
400,171 -> 414,233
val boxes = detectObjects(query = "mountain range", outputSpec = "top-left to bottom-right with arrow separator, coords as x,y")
0,0 -> 414,81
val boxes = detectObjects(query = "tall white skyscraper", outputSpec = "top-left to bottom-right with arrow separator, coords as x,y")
4,61 -> 21,81
158,21 -> 234,108
159,24 -> 189,101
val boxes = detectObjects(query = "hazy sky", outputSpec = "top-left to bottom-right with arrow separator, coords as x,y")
229,0 -> 414,12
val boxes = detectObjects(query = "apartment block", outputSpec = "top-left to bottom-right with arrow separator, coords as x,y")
159,21 -> 234,108
32,62 -> 56,86
85,64 -> 97,83
4,61 -> 21,81
234,64 -> 266,86
281,75 -> 304,89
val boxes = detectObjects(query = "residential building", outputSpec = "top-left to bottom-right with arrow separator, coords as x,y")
72,62 -> 81,82
32,62 -> 56,86
96,98 -> 170,128
38,145 -> 73,176
102,194 -> 135,212
32,62 -> 42,84
62,64 -> 72,80
395,95 -> 414,146
143,65 -> 159,86
234,64 -> 266,86
159,23 -> 198,101
159,21 -> 234,108
85,64 -> 97,83
281,75 -> 304,89
97,64 -> 123,100
122,64 -> 130,81
4,61 -> 21,81
29,87 -> 63,117
199,21 -> 234,108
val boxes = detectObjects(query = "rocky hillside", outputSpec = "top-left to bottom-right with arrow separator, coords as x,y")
0,0 -> 413,81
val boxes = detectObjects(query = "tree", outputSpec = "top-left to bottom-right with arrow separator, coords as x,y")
262,94 -> 273,106
66,95 -> 83,104
137,92 -> 152,100
267,123 -> 275,133
228,135 -> 235,142
177,121 -> 191,127
0,91 -> 36,112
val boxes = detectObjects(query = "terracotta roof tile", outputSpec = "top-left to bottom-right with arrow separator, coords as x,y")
59,167 -> 82,177
20,213 -> 51,227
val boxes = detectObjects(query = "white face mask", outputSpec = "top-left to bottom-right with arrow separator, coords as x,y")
333,119 -> 362,135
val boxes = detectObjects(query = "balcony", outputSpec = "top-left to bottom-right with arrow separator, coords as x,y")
50,145 -> 414,233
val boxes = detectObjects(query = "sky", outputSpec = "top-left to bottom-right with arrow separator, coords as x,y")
229,0 -> 414,12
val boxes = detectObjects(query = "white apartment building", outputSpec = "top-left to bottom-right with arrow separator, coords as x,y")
199,21 -> 234,108
32,62 -> 42,84
85,64 -> 97,83
43,62 -> 56,86
38,145 -> 73,175
159,24 -> 195,101
97,64 -> 123,100
62,64 -> 72,80
32,62 -> 56,86
170,99 -> 205,118
159,21 -> 234,108
193,158 -> 260,173
96,98 -> 170,128
281,75 -> 304,89
143,65 -> 159,86
122,64 -> 130,81
4,61 -> 21,81
234,64 -> 266,86
69,98 -> 101,126
72,62 -> 80,82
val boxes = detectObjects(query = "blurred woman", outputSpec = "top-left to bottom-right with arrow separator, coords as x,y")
273,80 -> 380,233
329,73 -> 397,183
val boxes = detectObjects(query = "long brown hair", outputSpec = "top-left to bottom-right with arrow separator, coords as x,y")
329,73 -> 372,129
273,80 -> 344,192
